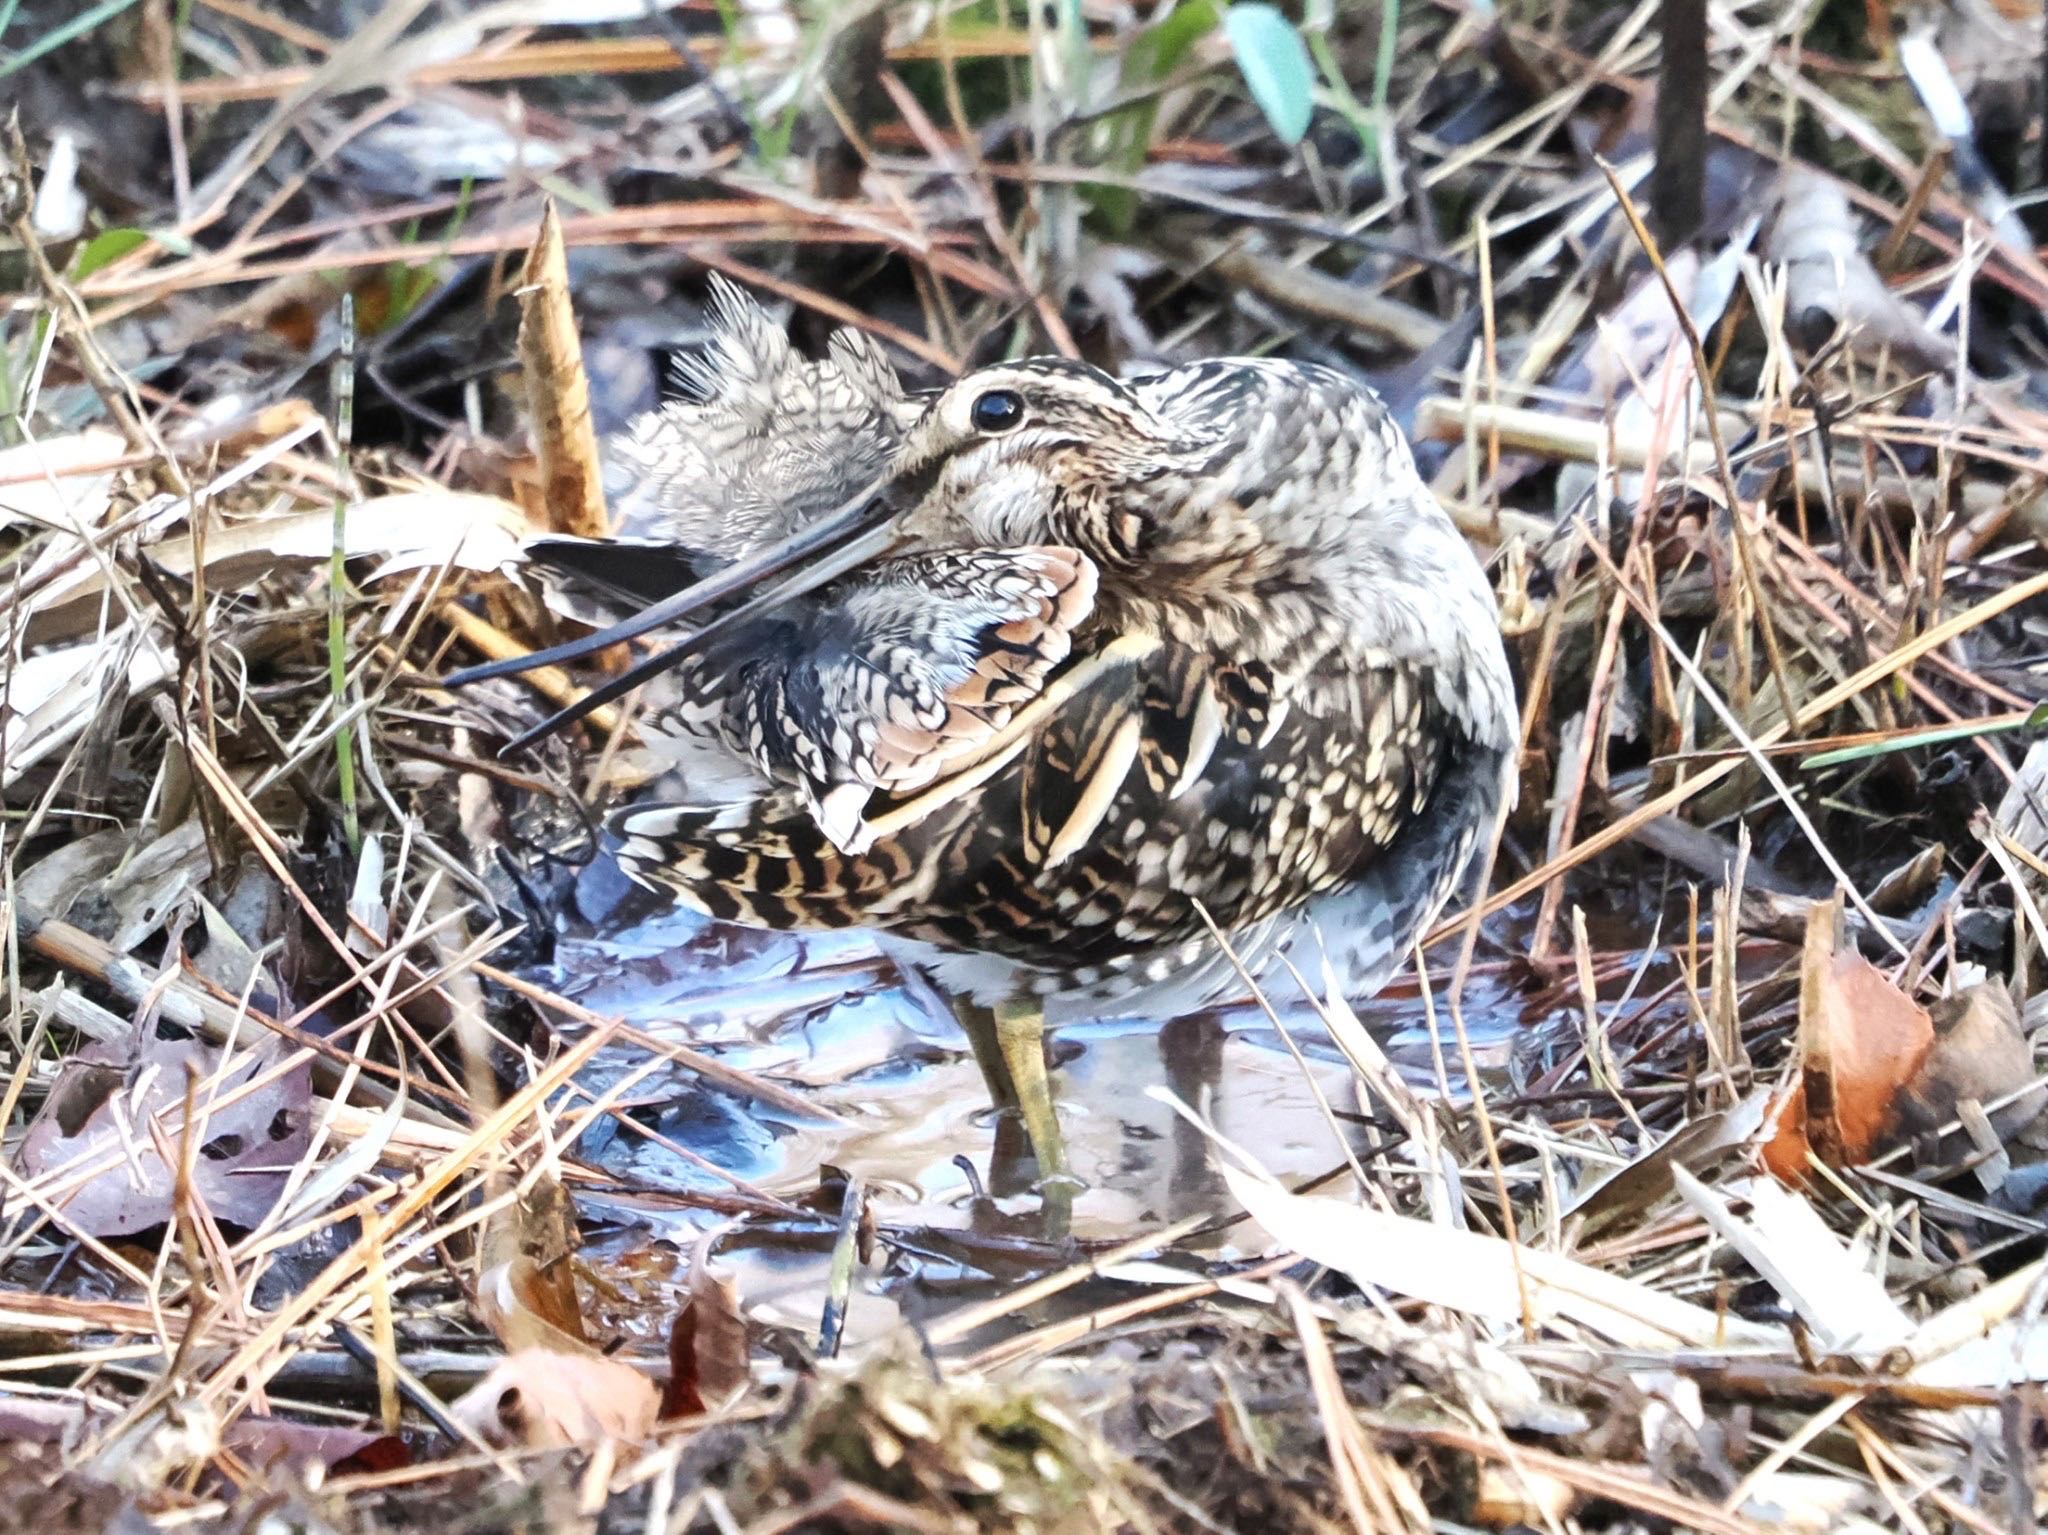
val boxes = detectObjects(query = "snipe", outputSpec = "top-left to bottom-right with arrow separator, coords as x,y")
455,282 -> 1517,1215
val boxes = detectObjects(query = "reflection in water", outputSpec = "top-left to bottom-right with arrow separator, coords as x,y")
545,900 -> 1525,1349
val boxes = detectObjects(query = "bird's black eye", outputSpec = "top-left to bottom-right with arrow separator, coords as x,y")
970,389 -> 1025,433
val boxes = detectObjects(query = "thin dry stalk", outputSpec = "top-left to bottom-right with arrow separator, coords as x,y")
517,202 -> 609,541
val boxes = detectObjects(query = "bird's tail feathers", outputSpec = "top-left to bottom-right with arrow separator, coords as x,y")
608,801 -> 903,930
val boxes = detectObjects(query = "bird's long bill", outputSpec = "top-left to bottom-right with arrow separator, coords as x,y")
451,478 -> 911,754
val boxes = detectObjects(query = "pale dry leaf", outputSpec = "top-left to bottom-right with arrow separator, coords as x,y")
1552,221 -> 1752,516
1313,968 -> 1460,1228
88,1401 -> 223,1494
1898,25 -> 2034,259
18,1032 -> 312,1236
190,894 -> 269,1001
1738,1473 -> 1882,1535
1563,1092 -> 1769,1237
1328,1308 -> 1586,1435
16,826 -> 134,923
22,492 -> 530,641
1928,0 -> 2040,115
31,130 -> 86,241
450,1349 -> 659,1449
346,834 -> 390,958
351,99 -> 578,181
267,1073 -> 410,1234
19,819 -> 208,955
1995,739 -> 2048,857
1218,1159 -> 1775,1346
1907,1237 -> 2048,1388
0,634 -> 173,787
0,428 -> 125,533
102,818 -> 215,955
1763,168 -> 1946,369
1672,1169 -> 1911,1353
1911,1311 -> 2048,1391
259,492 -> 532,573
1155,1088 -> 1781,1348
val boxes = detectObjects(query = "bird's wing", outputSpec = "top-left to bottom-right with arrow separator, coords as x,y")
613,615 -> 1458,982
602,276 -> 912,560
644,546 -> 1101,851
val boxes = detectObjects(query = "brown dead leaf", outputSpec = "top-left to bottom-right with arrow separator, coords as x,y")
1899,984 -> 2047,1150
661,1237 -> 750,1419
1758,905 -> 2039,1182
18,1029 -> 311,1236
477,1171 -> 591,1353
450,1349 -> 658,1449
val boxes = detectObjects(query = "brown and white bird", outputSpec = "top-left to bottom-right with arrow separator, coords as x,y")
462,285 -> 1517,1201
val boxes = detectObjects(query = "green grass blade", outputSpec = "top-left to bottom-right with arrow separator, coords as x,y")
329,296 -> 361,855
0,0 -> 145,80
1798,703 -> 2048,771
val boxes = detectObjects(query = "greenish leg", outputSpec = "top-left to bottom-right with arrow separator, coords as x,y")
954,999 -> 1020,1113
994,996 -> 1070,1189
956,996 -> 1073,1227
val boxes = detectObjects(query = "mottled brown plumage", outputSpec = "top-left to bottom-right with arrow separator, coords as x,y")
594,297 -> 1518,1031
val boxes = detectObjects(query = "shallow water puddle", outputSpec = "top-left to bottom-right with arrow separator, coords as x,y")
544,902 -> 1530,1347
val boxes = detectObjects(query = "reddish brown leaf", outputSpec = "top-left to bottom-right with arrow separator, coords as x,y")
1763,901 -> 1938,1182
660,1242 -> 749,1420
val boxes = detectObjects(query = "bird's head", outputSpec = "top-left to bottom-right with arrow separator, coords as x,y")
879,357 -> 1480,640
880,360 -> 1200,570
873,354 -> 1510,747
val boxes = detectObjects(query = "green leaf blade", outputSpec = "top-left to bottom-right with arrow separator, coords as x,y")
1223,3 -> 1314,146
69,227 -> 149,281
